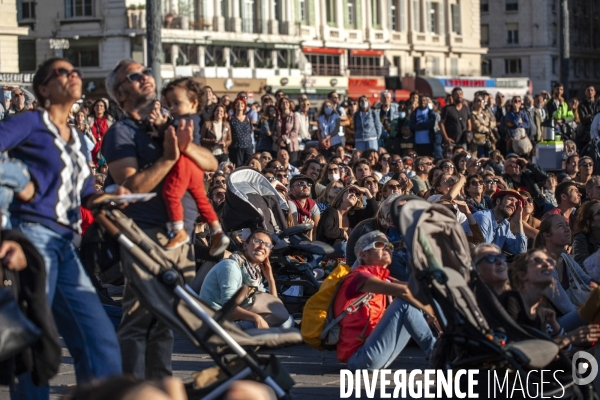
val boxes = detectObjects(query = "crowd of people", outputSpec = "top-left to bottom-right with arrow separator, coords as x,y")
2,55 -> 600,399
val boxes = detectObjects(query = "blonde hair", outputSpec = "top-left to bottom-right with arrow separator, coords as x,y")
330,186 -> 364,215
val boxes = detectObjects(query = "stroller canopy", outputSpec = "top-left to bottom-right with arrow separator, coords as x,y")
221,168 -> 289,233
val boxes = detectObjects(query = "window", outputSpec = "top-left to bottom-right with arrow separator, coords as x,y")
429,2 -> 438,34
481,59 -> 492,75
326,0 -> 336,25
506,0 -> 518,11
347,0 -> 355,26
18,40 -> 36,71
391,1 -> 397,31
432,57 -> 440,75
450,58 -> 458,75
177,44 -> 198,65
451,3 -> 461,34
504,58 -> 521,75
65,0 -> 94,18
307,54 -> 340,75
551,56 -> 558,75
299,0 -> 306,21
506,23 -> 518,44
18,0 -> 36,19
393,56 -> 402,74
481,0 -> 489,13
399,0 -> 406,31
372,0 -> 381,27
349,56 -> 381,75
64,38 -> 99,67
552,23 -> 557,46
412,0 -> 420,32
241,0 -> 255,33
551,0 -> 557,13
481,24 -> 489,46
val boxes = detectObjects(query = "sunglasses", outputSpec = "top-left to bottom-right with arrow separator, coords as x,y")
276,173 -> 287,179
266,176 -> 276,182
387,184 -> 402,190
118,68 -> 152,87
272,165 -> 285,170
442,178 -> 457,184
532,256 -> 556,267
364,180 -> 376,185
485,179 -> 497,185
348,189 -> 360,196
43,67 -> 83,85
302,102 -> 311,106
476,253 -> 507,265
381,157 -> 391,162
362,241 -> 394,252
295,181 -> 312,188
390,161 -> 401,165
443,164 -> 455,169
251,237 -> 274,250
581,162 -> 594,167
13,92 -> 24,97
470,180 -> 483,186
524,197 -> 533,203
214,179 -> 226,185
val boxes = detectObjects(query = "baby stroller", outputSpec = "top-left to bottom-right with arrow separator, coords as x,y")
92,201 -> 302,399
394,197 -> 593,398
221,168 -> 334,315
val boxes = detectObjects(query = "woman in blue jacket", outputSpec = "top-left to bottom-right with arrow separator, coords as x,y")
353,96 -> 382,151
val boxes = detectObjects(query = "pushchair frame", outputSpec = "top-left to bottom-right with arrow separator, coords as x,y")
93,204 -> 298,399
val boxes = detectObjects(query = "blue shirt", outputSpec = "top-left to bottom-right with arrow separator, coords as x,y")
0,110 -> 95,238
462,209 -> 527,255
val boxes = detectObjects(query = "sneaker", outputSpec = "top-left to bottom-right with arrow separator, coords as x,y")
164,229 -> 190,250
209,231 -> 230,256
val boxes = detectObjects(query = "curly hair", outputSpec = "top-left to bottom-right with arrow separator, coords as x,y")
573,200 -> 600,236
160,77 -> 205,112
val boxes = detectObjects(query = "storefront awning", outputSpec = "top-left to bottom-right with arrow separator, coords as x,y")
302,47 -> 345,55
350,50 -> 384,56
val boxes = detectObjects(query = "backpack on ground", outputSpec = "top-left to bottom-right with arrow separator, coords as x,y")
301,264 -> 372,350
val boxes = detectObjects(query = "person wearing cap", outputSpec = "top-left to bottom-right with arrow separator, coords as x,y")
333,230 -> 437,370
544,181 -> 581,229
502,153 -> 552,217
462,189 -> 527,255
287,174 -> 320,239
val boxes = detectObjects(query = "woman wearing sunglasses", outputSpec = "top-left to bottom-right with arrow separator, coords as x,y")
464,173 -> 492,213
316,185 -> 367,257
199,229 -> 293,331
316,180 -> 345,213
500,249 -> 600,349
572,200 -> 600,267
1,58 -> 123,397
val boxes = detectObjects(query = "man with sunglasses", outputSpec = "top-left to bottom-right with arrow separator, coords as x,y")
411,156 -> 433,198
381,154 -> 404,184
6,87 -> 34,116
334,230 -> 436,370
288,175 -> 320,239
462,189 -> 527,256
199,229 -> 293,330
103,59 -> 219,380
472,243 -> 508,295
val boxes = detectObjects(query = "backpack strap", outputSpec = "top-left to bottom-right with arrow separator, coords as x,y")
320,277 -> 373,340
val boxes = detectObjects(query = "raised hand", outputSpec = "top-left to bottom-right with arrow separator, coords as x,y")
163,126 -> 180,162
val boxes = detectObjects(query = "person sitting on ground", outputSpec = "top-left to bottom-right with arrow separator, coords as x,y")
500,249 -> 600,349
360,175 -> 380,201
558,154 -> 579,183
199,229 -> 293,330
334,231 -> 437,370
411,156 -> 433,197
316,180 -> 344,213
575,156 -> 594,188
464,173 -> 493,213
315,185 -> 369,257
463,189 -> 527,256
543,173 -> 558,207
518,190 -> 541,245
534,214 -> 598,331
472,243 -> 508,296
502,154 -> 551,217
571,200 -> 600,267
544,180 -> 581,229
287,174 -> 320,239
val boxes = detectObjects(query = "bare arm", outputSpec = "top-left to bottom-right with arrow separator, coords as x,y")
230,306 -> 269,329
359,277 -> 434,317
175,119 -> 219,172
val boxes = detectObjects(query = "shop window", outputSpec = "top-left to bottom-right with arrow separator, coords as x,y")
64,38 -> 99,67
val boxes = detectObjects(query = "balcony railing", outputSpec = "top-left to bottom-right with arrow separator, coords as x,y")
348,66 -> 389,76
241,18 -> 268,34
311,65 -> 341,76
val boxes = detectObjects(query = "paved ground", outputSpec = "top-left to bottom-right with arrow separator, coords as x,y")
0,334 -> 427,400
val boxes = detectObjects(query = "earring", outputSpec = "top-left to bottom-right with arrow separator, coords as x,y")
44,99 -> 51,108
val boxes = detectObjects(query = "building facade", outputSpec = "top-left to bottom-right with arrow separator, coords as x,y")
17,0 -> 484,99
0,0 -> 29,85
480,0 -> 600,98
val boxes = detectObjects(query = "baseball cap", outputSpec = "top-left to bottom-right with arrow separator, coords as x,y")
289,174 -> 314,187
491,189 -> 525,206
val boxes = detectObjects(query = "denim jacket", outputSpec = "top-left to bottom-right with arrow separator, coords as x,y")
353,109 -> 382,142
